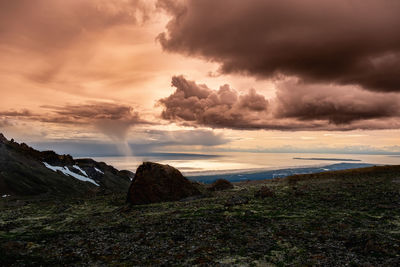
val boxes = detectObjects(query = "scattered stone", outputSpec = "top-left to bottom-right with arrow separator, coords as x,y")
292,186 -> 306,197
255,186 -> 275,198
126,162 -> 201,205
2,241 -> 26,252
224,196 -> 249,207
180,195 -> 204,202
208,179 -> 234,191
244,210 -> 255,217
54,204 -> 71,214
393,178 -> 400,184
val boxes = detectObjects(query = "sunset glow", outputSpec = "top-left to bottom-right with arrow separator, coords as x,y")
1,0 -> 400,158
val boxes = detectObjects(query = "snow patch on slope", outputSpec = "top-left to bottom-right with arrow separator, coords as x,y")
94,167 -> 104,174
43,162 -> 99,186
73,165 -> 88,177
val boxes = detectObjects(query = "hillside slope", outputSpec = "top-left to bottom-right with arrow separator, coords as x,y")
0,134 -> 133,197
0,164 -> 399,265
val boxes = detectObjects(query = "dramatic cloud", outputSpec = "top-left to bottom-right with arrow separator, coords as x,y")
159,76 -> 269,129
159,76 -> 400,130
43,102 -> 152,141
41,103 -> 140,122
0,102 -> 149,141
30,129 -> 229,157
158,0 -> 400,92
275,82 -> 400,124
0,110 -> 33,117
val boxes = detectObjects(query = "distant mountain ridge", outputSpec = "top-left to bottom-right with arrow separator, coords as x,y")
0,133 -> 133,197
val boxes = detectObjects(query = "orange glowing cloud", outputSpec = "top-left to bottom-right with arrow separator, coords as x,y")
0,0 -> 400,155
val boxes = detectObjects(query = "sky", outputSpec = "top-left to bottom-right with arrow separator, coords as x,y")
0,0 -> 400,156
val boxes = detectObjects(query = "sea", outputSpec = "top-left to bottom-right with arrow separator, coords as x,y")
91,152 -> 400,183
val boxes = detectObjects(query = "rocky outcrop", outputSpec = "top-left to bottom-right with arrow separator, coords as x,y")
127,162 -> 201,205
0,133 -> 7,143
208,179 -> 234,191
0,133 -> 132,197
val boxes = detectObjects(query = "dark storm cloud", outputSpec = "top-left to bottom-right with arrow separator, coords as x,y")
41,102 -> 150,141
0,110 -> 33,117
158,0 -> 400,92
274,81 -> 400,124
158,76 -> 269,129
40,103 -> 142,123
159,76 -> 400,130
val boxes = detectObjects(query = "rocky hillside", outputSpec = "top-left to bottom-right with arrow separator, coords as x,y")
0,134 -> 133,197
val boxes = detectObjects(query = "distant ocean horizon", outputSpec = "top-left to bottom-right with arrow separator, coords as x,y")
90,152 -> 400,177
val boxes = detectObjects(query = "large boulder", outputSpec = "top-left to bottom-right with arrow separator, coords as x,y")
208,179 -> 234,191
127,162 -> 201,204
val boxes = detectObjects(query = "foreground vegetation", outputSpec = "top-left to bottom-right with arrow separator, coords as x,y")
1,165 -> 400,266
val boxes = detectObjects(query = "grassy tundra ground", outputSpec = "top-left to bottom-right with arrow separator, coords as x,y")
1,165 -> 400,266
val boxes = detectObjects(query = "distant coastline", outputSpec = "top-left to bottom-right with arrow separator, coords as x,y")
293,157 -> 361,162
188,163 -> 375,184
